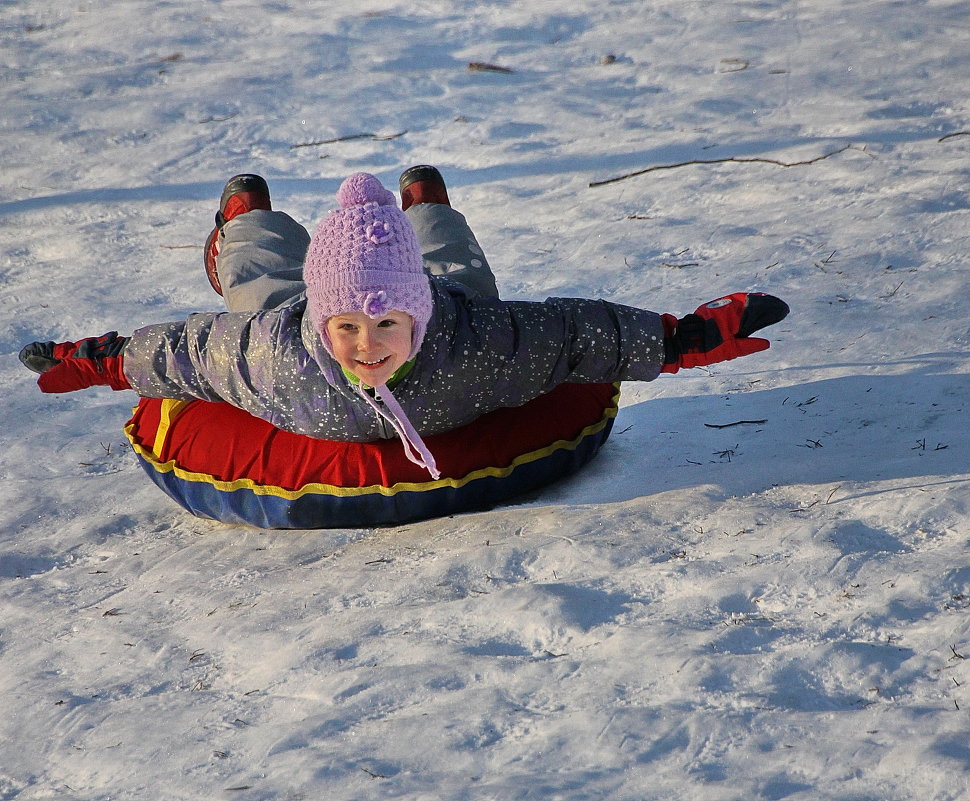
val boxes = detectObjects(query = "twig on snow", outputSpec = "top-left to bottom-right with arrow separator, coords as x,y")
468,61 -> 515,73
704,419 -> 767,429
589,144 -> 863,188
661,261 -> 700,269
361,767 -> 390,779
718,58 -> 749,73
199,113 -> 239,124
882,280 -> 905,298
938,131 -> 970,142
291,131 -> 407,149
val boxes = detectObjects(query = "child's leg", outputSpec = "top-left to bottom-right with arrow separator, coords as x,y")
405,204 -> 499,299
217,210 -> 311,312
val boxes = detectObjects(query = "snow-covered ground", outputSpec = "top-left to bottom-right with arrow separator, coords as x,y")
2,1 -> 969,798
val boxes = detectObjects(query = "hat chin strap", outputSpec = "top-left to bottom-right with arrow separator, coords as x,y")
354,383 -> 441,480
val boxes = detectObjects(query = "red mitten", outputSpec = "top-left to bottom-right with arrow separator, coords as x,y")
19,332 -> 131,392
661,293 -> 789,373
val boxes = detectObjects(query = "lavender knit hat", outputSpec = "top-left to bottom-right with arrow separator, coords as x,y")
304,172 -> 432,361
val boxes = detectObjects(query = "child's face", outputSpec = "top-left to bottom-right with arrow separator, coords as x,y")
326,310 -> 414,386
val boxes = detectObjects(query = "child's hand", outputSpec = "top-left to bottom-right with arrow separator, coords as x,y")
19,332 -> 131,392
661,293 -> 789,373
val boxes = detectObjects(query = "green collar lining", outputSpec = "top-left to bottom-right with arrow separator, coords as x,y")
341,358 -> 415,390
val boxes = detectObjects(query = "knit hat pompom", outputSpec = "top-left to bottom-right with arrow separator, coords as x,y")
304,172 -> 432,362
335,172 -> 397,210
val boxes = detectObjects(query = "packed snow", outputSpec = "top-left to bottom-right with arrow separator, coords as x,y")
1,1 -> 968,799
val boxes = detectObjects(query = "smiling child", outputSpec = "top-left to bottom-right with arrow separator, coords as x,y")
20,169 -> 788,479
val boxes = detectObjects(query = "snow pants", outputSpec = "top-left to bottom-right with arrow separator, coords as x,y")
215,202 -> 499,313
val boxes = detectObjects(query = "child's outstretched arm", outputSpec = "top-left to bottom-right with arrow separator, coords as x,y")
19,332 -> 131,392
660,292 -> 789,373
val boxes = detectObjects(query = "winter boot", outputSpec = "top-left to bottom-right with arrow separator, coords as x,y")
204,174 -> 272,295
399,165 -> 450,211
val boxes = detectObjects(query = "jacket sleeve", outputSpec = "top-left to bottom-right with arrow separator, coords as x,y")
423,293 -> 666,412
121,310 -> 282,413
548,296 -> 665,382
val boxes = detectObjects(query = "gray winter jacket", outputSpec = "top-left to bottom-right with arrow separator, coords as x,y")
122,202 -> 666,442
123,281 -> 665,441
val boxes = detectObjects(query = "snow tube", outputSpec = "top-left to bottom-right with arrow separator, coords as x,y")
124,383 -> 620,529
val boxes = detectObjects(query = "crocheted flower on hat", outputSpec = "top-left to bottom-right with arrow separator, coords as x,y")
366,220 -> 393,245
362,290 -> 391,318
